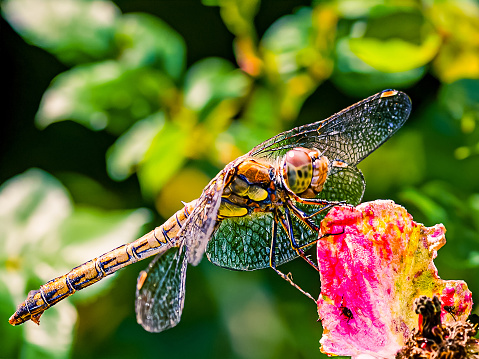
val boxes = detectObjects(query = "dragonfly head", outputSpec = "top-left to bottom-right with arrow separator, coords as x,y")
282,148 -> 329,198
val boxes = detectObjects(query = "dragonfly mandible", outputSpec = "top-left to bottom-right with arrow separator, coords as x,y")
9,89 -> 411,332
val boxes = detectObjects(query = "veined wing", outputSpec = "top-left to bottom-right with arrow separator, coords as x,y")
249,90 -> 411,166
135,246 -> 188,332
206,211 -> 297,270
135,161 -> 234,331
312,164 -> 365,204
180,161 -> 234,265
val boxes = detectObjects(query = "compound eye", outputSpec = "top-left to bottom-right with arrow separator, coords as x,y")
283,149 -> 313,194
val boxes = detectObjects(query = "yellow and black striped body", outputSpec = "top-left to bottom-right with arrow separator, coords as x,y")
9,201 -> 196,326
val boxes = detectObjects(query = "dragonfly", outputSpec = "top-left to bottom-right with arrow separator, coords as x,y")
9,89 -> 411,332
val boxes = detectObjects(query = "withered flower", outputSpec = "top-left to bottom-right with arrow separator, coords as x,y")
316,200 -> 475,359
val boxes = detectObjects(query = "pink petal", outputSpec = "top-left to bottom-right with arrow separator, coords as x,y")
316,200 -> 473,359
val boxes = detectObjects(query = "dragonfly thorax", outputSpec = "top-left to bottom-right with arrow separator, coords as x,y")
282,148 -> 329,198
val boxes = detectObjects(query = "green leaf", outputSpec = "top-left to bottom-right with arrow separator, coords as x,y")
259,6 -> 335,119
2,0 -> 120,65
137,121 -> 189,198
203,0 -> 260,38
331,4 -> 441,94
56,172 -> 122,209
184,58 -> 250,119
35,61 -> 176,134
345,5 -> 441,73
348,34 -> 441,73
0,168 -> 72,262
106,112 -> 165,181
21,301 -> 77,359
332,37 -> 426,96
222,87 -> 280,155
429,0 -> 479,82
261,7 -> 313,78
116,13 -> 186,80
60,206 -> 151,248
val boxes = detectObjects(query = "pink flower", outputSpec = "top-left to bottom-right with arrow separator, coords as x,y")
316,200 -> 474,359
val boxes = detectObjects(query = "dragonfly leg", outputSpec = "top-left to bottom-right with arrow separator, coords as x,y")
269,214 -> 316,303
291,194 -> 352,209
304,203 -> 337,220
281,206 -> 320,272
287,201 -> 346,250
287,194 -> 354,222
286,201 -> 320,232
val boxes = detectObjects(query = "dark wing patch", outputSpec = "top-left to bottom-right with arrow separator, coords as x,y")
206,212 -> 273,270
206,209 -> 321,271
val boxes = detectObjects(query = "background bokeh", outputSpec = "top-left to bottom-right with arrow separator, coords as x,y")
1,0 -> 478,358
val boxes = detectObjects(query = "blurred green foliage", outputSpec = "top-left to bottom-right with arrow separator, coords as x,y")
1,0 -> 478,358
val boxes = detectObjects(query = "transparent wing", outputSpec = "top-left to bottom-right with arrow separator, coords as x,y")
249,90 -> 411,165
180,163 -> 233,265
315,164 -> 365,204
135,246 -> 188,333
135,163 -> 234,331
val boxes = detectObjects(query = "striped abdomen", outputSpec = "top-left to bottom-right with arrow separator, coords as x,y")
9,201 -> 196,326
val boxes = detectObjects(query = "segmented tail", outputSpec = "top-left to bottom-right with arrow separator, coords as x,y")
9,201 -> 196,326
